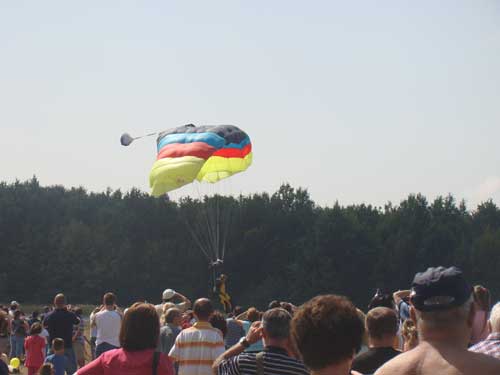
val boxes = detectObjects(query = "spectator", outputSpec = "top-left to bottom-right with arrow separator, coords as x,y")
181,310 -> 195,329
9,302 -> 19,319
89,306 -> 100,359
158,308 -> 182,354
156,289 -> 192,318
77,303 -> 174,375
43,293 -> 80,374
24,323 -> 46,375
351,307 -> 401,374
471,285 -> 491,345
393,290 -> 411,322
169,298 -> 225,375
291,295 -> 365,375
38,363 -> 54,375
376,266 -> 500,375
268,301 -> 280,310
224,307 -> 245,349
29,311 -> 41,327
240,308 -> 264,352
45,338 -> 68,375
470,302 -> 500,359
10,310 -> 29,359
92,292 -> 122,357
401,319 -> 418,352
0,357 -> 7,375
214,308 -> 308,375
0,310 -> 8,359
72,307 -> 86,368
368,290 -> 395,311
210,311 -> 228,339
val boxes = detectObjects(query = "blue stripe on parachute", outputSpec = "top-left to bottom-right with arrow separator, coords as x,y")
157,132 -> 226,152
222,137 -> 251,149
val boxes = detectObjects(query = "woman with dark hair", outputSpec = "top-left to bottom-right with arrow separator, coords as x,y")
77,303 -> 174,375
471,285 -> 491,345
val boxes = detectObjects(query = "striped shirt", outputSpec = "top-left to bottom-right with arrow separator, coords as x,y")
218,346 -> 309,375
469,332 -> 500,359
169,321 -> 225,375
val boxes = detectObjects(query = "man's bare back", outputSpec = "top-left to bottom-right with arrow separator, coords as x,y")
375,342 -> 500,375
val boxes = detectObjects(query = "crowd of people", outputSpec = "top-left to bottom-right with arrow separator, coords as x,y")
1,266 -> 500,374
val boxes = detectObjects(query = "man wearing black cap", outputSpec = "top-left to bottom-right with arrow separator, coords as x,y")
376,266 -> 500,375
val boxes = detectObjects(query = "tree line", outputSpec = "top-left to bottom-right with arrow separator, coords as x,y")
0,177 -> 499,310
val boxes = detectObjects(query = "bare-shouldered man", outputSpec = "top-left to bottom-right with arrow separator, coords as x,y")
376,266 -> 500,375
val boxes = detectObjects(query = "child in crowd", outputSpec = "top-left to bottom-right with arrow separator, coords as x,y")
44,339 -> 67,375
38,363 -> 54,375
24,323 -> 46,375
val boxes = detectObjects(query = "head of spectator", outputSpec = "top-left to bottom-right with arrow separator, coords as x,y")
13,310 -> 22,320
280,302 -> 294,316
402,319 -> 418,351
53,294 -> 66,309
10,301 -> 19,312
164,307 -> 182,327
39,363 -> 55,375
120,302 -> 159,351
474,285 -> 491,312
292,295 -> 364,374
210,311 -> 228,338
162,288 -> 176,303
247,307 -> 260,322
233,305 -> 244,317
43,306 -> 51,314
193,298 -> 213,322
31,310 -> 40,320
268,300 -> 281,309
30,322 -> 42,335
52,338 -> 65,355
368,291 -> 395,311
160,302 -> 175,325
409,266 -> 474,345
365,307 -> 398,348
262,308 -> 292,347
103,292 -> 117,309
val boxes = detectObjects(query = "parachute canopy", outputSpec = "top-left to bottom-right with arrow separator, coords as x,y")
149,124 -> 252,197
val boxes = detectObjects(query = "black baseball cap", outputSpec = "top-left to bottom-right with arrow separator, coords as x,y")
410,266 -> 472,312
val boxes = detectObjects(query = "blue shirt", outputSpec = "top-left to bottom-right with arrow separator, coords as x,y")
45,354 -> 68,375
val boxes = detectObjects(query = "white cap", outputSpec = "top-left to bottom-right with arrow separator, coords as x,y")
162,289 -> 175,300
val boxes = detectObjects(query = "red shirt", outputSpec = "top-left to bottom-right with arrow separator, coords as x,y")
77,348 -> 174,375
24,335 -> 46,368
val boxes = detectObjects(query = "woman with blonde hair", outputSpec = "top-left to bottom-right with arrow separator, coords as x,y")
401,319 -> 418,351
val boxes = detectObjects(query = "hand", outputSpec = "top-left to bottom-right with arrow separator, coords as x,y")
246,321 -> 263,344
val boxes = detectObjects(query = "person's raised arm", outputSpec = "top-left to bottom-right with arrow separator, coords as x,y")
393,290 -> 411,306
175,292 -> 191,304
212,321 -> 262,374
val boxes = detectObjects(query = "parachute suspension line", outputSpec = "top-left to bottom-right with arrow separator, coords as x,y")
221,202 -> 231,261
197,184 -> 218,262
185,221 -> 212,262
215,196 -> 220,261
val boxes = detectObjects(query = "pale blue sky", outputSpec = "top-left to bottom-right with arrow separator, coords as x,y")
1,1 -> 499,207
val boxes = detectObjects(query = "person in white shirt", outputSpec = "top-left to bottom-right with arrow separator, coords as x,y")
91,292 -> 122,358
